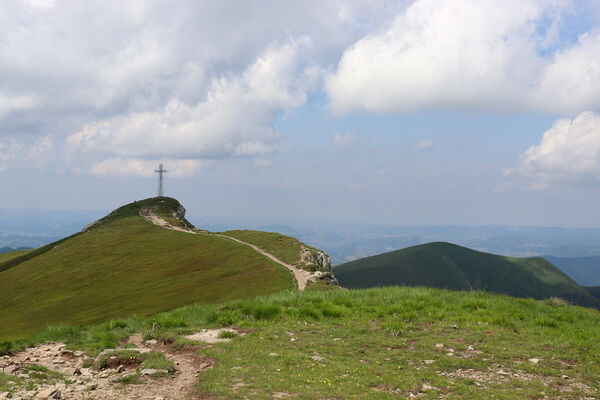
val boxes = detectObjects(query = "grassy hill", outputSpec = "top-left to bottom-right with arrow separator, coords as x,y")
334,242 -> 598,307
2,287 -> 599,399
545,255 -> 600,286
223,230 -> 325,271
0,197 -> 296,339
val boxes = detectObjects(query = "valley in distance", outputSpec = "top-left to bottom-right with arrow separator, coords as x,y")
0,197 -> 599,399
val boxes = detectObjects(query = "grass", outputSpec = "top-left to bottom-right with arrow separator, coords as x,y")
334,242 -> 598,308
0,249 -> 32,264
223,230 -> 323,271
6,286 -> 600,399
95,349 -> 174,372
0,213 -> 294,340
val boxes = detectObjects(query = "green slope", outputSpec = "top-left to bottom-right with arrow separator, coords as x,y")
334,242 -> 597,306
0,249 -> 31,264
5,287 -> 600,399
223,230 -> 324,271
0,198 -> 294,339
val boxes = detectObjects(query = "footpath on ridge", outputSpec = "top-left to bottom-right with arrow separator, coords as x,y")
142,212 -> 315,290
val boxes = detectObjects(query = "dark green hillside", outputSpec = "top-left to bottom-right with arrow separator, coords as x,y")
585,286 -> 600,299
0,198 -> 295,339
334,242 -> 597,306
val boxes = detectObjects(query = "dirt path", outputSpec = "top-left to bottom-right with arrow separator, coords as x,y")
0,332 -> 222,399
141,213 -> 315,290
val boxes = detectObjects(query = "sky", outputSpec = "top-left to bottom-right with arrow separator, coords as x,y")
1,0 -> 600,228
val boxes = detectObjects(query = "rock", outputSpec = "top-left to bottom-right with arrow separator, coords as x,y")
497,369 -> 509,376
446,352 -> 454,357
528,358 -> 540,365
0,392 -> 9,399
140,368 -> 169,376
424,360 -> 435,365
561,374 -> 569,380
268,353 -> 278,357
61,350 -> 74,356
311,356 -> 325,362
116,365 -> 125,373
435,343 -> 444,348
467,345 -> 475,351
73,351 -> 84,357
87,383 -> 98,390
198,362 -> 211,370
35,388 -> 60,399
4,364 -> 18,375
448,324 -> 458,329
145,339 -> 158,345
421,384 -> 437,391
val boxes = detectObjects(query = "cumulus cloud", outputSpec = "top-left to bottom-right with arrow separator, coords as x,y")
88,158 -> 208,178
68,41 -> 315,160
326,0 -> 600,115
0,1 -> 407,173
519,111 -> 600,187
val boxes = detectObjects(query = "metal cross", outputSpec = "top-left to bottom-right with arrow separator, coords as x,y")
155,164 -> 167,197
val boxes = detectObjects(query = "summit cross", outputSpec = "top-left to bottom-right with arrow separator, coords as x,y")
155,164 -> 167,197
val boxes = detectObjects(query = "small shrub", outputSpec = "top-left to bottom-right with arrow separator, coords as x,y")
318,303 -> 344,318
0,340 -> 12,356
218,330 -> 237,339
109,320 -> 128,329
140,351 -> 175,373
545,297 -> 569,307
244,304 -> 281,320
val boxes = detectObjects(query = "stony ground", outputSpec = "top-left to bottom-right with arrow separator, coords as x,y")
0,329 -> 236,400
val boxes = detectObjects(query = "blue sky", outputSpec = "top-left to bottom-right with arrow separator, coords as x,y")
1,0 -> 600,228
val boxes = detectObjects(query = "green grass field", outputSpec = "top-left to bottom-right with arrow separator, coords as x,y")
5,286 -> 600,399
334,242 -> 597,307
0,215 -> 294,339
0,249 -> 31,264
223,230 -> 322,270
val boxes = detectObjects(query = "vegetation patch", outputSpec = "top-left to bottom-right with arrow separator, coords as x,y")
5,286 -> 599,398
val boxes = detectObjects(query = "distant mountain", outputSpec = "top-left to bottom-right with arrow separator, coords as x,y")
334,242 -> 599,309
544,255 -> 600,286
0,246 -> 31,253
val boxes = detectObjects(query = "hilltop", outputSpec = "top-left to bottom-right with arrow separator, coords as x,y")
334,242 -> 599,308
0,197 -> 334,339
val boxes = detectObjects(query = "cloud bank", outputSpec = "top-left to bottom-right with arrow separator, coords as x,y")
326,0 -> 600,115
519,111 -> 600,187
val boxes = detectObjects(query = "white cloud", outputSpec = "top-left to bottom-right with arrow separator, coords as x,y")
416,140 -> 433,149
88,158 -> 208,178
68,41 -> 314,160
0,93 -> 38,117
332,132 -> 357,148
326,0 -> 600,115
519,111 -> 600,187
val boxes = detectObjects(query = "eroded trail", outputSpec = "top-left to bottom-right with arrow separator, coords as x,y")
141,212 -> 316,290
0,332 -> 220,399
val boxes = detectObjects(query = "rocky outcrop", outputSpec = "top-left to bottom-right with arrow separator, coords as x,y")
172,205 -> 186,221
